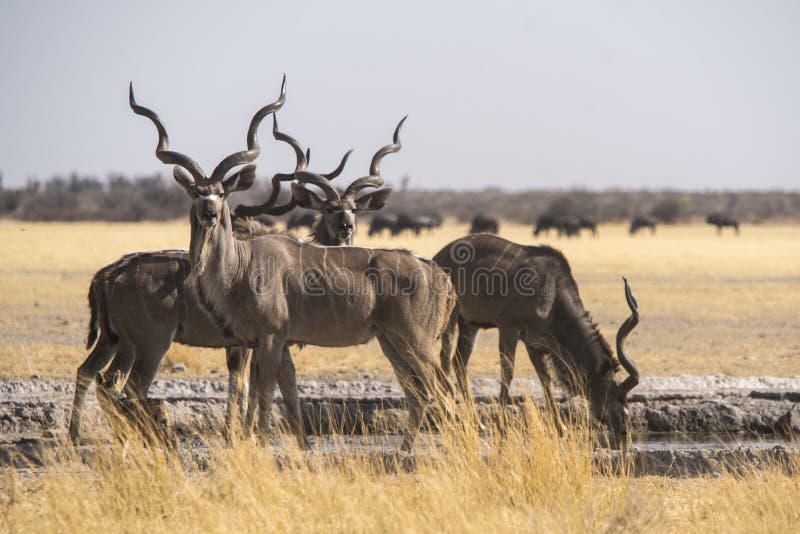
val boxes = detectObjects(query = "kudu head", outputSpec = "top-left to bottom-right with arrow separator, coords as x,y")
129,76 -> 287,234
290,117 -> 405,245
585,277 -> 640,445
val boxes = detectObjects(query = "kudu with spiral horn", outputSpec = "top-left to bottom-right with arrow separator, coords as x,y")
69,77 -> 317,448
290,116 -> 405,245
434,234 -> 641,446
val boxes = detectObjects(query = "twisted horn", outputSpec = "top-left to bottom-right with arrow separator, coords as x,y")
617,276 -> 641,395
343,116 -> 406,199
234,113 -> 307,218
293,171 -> 340,201
322,149 -> 354,180
209,75 -> 287,182
129,83 -> 207,184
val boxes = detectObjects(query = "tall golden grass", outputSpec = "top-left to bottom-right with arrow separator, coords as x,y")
2,401 -> 798,532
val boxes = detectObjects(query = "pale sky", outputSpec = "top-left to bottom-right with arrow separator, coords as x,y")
0,1 -> 798,190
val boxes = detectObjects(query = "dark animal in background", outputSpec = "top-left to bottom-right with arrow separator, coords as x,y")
629,215 -> 657,236
577,216 -> 598,237
369,213 -> 400,237
470,214 -> 499,234
286,210 -> 317,232
534,214 -> 595,238
707,213 -> 739,235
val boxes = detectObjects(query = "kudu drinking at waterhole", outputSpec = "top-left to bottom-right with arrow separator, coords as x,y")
129,77 -> 457,452
434,234 -> 640,445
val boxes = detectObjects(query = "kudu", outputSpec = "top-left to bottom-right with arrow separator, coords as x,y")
68,93 -> 352,445
434,234 -> 640,443
131,79 -> 456,452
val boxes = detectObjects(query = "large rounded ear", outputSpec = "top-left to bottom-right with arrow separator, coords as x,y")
355,188 -> 392,212
223,164 -> 256,194
291,182 -> 327,210
173,166 -> 196,193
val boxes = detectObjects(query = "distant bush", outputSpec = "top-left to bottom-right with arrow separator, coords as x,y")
0,172 -> 797,223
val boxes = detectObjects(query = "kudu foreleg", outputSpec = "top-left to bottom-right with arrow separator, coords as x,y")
498,328 -> 519,406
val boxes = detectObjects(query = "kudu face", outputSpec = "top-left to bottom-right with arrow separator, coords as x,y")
290,116 -> 404,244
292,185 -> 392,243
174,167 -> 255,231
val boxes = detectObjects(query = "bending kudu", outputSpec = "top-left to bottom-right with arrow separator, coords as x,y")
68,93 -> 353,445
130,79 -> 456,452
434,234 -> 640,443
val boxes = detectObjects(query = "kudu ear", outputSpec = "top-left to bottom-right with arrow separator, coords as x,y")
355,188 -> 392,212
173,167 -> 196,193
291,182 -> 327,210
223,164 -> 256,195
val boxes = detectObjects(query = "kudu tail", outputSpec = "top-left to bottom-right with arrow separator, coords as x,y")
86,276 -> 102,350
85,271 -> 116,350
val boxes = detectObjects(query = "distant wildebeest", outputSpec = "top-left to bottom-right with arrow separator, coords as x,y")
435,234 -> 640,444
577,216 -> 598,237
126,80 -> 455,453
286,210 -> 317,232
707,213 -> 740,235
629,215 -> 657,236
534,214 -> 592,238
369,213 -> 400,237
470,214 -> 499,234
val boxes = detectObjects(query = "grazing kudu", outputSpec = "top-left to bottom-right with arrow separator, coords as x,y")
629,215 -> 657,236
131,81 -> 456,452
707,213 -> 740,235
470,214 -> 499,234
434,234 -> 640,443
68,97 -> 334,445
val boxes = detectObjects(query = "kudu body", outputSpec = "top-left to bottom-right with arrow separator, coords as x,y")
130,79 -> 456,452
434,234 -> 640,440
68,110 -> 356,445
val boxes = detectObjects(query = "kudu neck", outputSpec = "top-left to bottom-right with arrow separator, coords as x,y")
189,203 -> 246,286
549,296 -> 617,392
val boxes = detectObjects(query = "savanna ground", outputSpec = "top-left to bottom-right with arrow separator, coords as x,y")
0,218 -> 799,532
0,218 -> 797,379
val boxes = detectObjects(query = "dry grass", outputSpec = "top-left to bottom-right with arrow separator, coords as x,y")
1,402 -> 798,533
0,218 -> 798,379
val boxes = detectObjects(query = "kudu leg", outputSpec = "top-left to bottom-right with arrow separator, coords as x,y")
378,335 -> 428,454
497,328 -> 519,406
524,343 -> 563,434
276,346 -> 311,450
224,346 -> 250,437
69,338 -> 117,444
253,338 -> 284,444
453,318 -> 478,403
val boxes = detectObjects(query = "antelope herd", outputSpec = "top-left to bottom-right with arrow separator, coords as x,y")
69,75 -> 647,453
